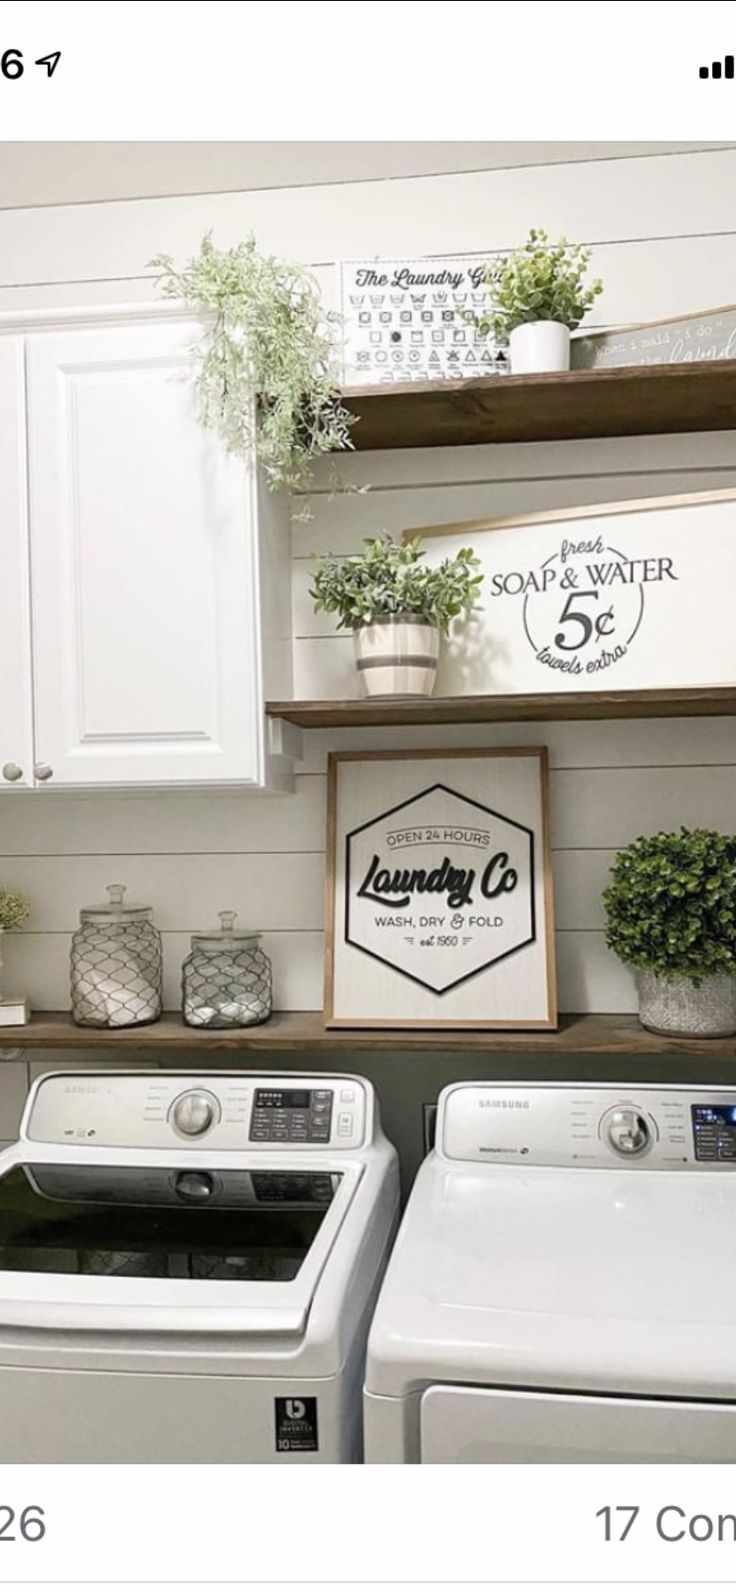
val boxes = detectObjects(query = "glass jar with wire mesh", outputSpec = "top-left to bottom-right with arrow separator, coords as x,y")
182,911 -> 272,1028
70,884 -> 163,1029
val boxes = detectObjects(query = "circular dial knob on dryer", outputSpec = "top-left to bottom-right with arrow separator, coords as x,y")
602,1106 -> 652,1158
170,1090 -> 219,1137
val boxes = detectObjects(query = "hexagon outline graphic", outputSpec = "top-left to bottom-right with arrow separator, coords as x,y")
344,781 -> 536,994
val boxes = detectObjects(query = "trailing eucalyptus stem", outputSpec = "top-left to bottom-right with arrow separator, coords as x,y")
151,234 -> 356,506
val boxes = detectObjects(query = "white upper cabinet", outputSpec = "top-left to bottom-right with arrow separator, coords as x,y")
0,338 -> 35,791
7,309 -> 292,791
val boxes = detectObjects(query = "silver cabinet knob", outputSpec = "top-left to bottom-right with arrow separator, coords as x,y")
2,763 -> 23,782
170,1089 -> 219,1137
34,763 -> 53,781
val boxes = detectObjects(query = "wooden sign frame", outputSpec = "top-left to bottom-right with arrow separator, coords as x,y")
324,747 -> 557,1031
571,300 -> 736,370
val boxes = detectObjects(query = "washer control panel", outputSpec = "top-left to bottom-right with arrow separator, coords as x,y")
249,1087 -> 333,1144
439,1084 -> 736,1170
691,1103 -> 736,1162
23,1073 -> 368,1151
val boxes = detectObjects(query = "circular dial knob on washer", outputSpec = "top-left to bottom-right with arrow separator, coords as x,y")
171,1090 -> 219,1137
603,1106 -> 651,1157
175,1170 -> 215,1202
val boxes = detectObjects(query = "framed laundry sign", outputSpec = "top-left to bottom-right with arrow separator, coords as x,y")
325,749 -> 556,1031
413,488 -> 736,696
572,301 -> 736,370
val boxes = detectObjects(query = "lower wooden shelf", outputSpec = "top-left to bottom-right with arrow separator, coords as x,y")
1,1011 -> 735,1055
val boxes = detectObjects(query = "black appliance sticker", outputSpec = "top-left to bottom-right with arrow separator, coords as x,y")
275,1396 -> 319,1453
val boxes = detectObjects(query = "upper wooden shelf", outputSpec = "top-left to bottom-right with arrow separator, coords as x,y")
266,685 -> 736,730
344,361 -> 736,450
2,1011 -> 736,1055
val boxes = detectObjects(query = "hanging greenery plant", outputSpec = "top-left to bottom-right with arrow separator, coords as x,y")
151,233 -> 356,501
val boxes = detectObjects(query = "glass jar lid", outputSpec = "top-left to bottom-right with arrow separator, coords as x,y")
191,911 -> 261,951
80,884 -> 154,925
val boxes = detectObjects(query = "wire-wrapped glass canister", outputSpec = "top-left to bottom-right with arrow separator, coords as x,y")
182,911 -> 272,1028
71,884 -> 163,1028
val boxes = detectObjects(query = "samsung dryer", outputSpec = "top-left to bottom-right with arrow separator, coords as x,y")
0,1069 -> 398,1462
365,1081 -> 736,1463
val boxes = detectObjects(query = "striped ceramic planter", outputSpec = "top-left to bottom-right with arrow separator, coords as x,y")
354,616 -> 440,697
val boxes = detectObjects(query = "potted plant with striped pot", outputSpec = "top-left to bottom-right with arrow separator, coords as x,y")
311,534 -> 482,698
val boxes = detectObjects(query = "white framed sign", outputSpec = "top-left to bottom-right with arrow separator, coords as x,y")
413,488 -> 736,695
325,749 -> 556,1031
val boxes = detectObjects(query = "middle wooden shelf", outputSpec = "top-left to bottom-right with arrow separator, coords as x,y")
266,685 -> 736,730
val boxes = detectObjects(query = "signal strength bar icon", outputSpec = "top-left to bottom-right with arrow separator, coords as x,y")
700,54 -> 734,77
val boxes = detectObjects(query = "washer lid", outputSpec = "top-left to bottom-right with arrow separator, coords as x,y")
0,1151 -> 362,1338
366,1156 -> 736,1400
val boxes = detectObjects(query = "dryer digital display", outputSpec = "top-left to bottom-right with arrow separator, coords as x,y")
691,1104 -> 736,1161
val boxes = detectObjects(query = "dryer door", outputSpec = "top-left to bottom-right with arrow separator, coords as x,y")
420,1385 -> 736,1463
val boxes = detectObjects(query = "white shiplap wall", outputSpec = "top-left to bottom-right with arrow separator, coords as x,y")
2,144 -> 736,1066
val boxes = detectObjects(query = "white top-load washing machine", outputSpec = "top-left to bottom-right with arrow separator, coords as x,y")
0,1069 -> 398,1463
365,1080 -> 736,1463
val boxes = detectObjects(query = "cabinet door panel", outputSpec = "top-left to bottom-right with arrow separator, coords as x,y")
27,321 -> 262,787
0,338 -> 34,790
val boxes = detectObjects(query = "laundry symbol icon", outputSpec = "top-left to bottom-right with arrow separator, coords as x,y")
408,350 -> 421,362
442,310 -> 454,322
472,292 -> 487,305
411,293 -> 426,306
421,310 -> 433,322
349,295 -> 365,306
370,294 -> 384,306
400,311 -> 412,323
390,330 -> 402,343
379,311 -> 391,323
454,292 -> 468,305
453,329 -> 467,342
411,330 -> 423,343
465,349 -> 477,362
433,291 -> 448,304
432,330 -> 444,343
358,312 -> 370,324
369,331 -> 381,344
447,349 -> 460,362
390,294 -> 404,306
357,350 -> 370,363
429,349 -> 440,363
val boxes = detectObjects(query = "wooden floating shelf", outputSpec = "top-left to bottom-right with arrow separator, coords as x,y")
344,361 -> 736,451
267,686 -> 736,730
2,1012 -> 735,1056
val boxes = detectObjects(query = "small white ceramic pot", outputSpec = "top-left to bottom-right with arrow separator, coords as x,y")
509,321 -> 570,375
637,969 -> 736,1038
354,616 -> 440,697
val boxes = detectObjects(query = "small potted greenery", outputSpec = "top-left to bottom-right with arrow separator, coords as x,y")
467,227 -> 603,375
603,829 -> 736,1037
311,534 -> 482,698
0,887 -> 30,1026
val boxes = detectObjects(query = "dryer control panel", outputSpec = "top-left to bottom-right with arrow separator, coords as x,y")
23,1073 -> 369,1151
438,1083 -> 736,1170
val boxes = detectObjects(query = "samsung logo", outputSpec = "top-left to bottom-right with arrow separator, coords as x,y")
479,1098 -> 530,1110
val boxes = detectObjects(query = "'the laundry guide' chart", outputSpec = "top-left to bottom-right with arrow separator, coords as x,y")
340,254 -> 505,383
